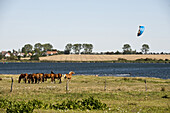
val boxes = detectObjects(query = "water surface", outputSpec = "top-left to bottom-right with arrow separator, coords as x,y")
0,62 -> 169,79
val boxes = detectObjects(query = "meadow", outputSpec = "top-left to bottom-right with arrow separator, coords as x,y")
0,74 -> 170,113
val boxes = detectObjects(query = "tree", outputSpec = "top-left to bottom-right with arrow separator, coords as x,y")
0,54 -> 3,60
141,44 -> 149,54
7,53 -> 16,60
22,44 -> 33,53
82,44 -> 93,54
12,49 -> 17,53
65,43 -> 72,54
30,55 -> 39,60
17,56 -> 21,60
72,44 -> 82,54
34,43 -> 42,51
122,44 -> 132,54
114,51 -> 121,54
42,43 -> 53,51
87,44 -> 93,54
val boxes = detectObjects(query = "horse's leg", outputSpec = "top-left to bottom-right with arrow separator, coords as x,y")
42,76 -> 44,82
28,79 -> 30,84
54,77 -> 56,84
51,77 -> 54,83
31,78 -> 33,84
59,78 -> 62,84
39,76 -> 41,83
35,77 -> 37,84
24,78 -> 27,83
37,77 -> 40,84
18,77 -> 21,83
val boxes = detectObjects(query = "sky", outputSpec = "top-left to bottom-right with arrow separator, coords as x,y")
0,0 -> 170,53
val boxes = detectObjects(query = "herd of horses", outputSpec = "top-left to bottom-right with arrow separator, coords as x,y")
18,71 -> 75,84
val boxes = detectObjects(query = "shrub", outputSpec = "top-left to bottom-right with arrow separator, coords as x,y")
30,55 -> 39,60
118,58 -> 127,61
0,97 -> 108,112
52,96 -> 107,110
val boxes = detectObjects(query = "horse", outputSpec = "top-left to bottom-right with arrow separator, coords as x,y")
44,73 -> 54,82
18,73 -> 28,83
64,71 -> 75,80
26,73 -> 40,84
26,74 -> 36,84
35,73 -> 44,83
44,71 -> 57,82
51,73 -> 62,83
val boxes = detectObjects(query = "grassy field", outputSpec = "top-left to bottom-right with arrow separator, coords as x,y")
39,54 -> 170,62
0,75 -> 170,112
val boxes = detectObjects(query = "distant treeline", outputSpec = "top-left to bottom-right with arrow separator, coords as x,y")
0,43 -> 170,61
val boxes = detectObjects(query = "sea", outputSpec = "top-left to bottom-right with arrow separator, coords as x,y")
0,62 -> 170,79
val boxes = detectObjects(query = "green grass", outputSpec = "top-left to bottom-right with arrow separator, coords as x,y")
0,75 -> 170,112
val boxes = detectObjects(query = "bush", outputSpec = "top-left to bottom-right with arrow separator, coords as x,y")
0,97 -> 108,112
53,96 -> 107,110
30,55 -> 39,60
118,58 -> 127,61
0,99 -> 44,113
165,59 -> 169,61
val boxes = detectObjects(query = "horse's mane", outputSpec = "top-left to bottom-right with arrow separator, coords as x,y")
51,71 -> 55,74
69,71 -> 75,74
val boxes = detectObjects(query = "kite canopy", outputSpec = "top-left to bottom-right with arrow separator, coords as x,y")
137,25 -> 145,36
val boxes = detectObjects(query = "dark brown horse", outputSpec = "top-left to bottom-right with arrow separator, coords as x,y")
26,73 -> 39,84
44,72 -> 62,83
44,74 -> 54,82
51,73 -> 62,83
18,73 -> 28,83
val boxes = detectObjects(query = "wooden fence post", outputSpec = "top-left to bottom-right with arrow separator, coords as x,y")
104,79 -> 106,91
10,77 -> 13,92
66,79 -> 69,93
144,80 -> 147,91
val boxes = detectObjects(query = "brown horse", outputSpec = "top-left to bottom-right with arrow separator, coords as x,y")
26,73 -> 39,84
64,71 -> 75,80
35,73 -> 44,83
51,73 -> 62,83
18,73 -> 28,83
44,74 -> 54,82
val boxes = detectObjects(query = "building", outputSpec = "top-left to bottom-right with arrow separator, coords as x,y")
5,53 -> 10,57
45,51 -> 58,56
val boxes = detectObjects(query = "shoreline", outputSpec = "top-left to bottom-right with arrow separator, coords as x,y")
0,74 -> 170,80
0,59 -> 170,63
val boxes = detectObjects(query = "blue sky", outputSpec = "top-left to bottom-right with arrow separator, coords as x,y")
0,0 -> 170,52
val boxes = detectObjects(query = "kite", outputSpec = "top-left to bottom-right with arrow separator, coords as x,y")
137,25 -> 145,37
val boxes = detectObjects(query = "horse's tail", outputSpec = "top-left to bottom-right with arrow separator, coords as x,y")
58,73 -> 62,78
18,74 -> 25,83
18,75 -> 21,83
63,74 -> 66,79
